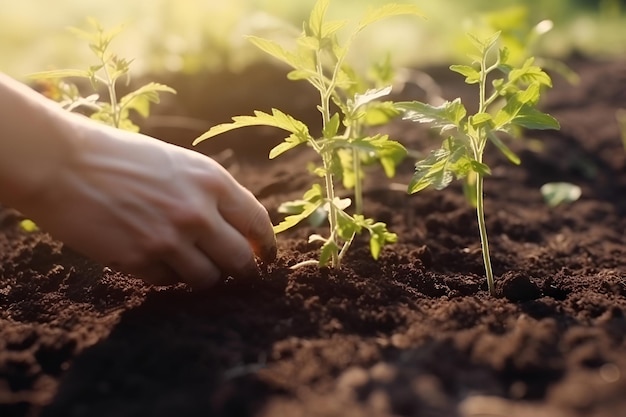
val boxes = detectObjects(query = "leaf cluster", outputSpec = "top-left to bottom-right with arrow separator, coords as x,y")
29,18 -> 175,132
194,0 -> 422,267
396,32 -> 559,194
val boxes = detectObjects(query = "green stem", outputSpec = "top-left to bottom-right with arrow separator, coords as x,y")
101,58 -> 120,129
316,51 -> 340,268
352,147 -> 363,215
475,168 -> 495,296
475,46 -> 496,296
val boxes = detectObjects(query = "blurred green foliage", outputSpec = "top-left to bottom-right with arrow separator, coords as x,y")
1,0 -> 625,79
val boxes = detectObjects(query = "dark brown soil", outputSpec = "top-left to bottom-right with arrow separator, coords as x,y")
1,57 -> 626,417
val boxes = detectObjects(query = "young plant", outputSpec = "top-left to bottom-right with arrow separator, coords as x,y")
29,18 -> 175,132
194,0 -> 422,268
396,32 -> 560,295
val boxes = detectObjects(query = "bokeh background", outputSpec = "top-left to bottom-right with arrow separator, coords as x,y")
1,0 -> 625,80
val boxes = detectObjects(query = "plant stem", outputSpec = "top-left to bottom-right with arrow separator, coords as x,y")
101,59 -> 120,128
352,147 -> 363,215
317,51 -> 340,268
474,169 -> 495,296
475,44 -> 496,296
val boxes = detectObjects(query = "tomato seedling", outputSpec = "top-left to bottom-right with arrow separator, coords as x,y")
194,0 -> 422,268
396,32 -> 560,295
29,18 -> 175,132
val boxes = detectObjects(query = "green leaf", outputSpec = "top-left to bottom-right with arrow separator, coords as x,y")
470,160 -> 492,176
323,112 -> 341,138
450,64 -> 480,84
350,85 -> 392,112
193,108 -> 310,145
469,112 -> 494,129
318,239 -> 340,267
487,131 -> 521,165
508,58 -> 553,87
540,182 -> 582,207
269,134 -> 308,159
408,137 -> 471,193
363,101 -> 401,126
247,36 -> 304,70
493,83 -> 541,128
273,199 -> 323,234
512,106 -> 560,130
357,3 -> 424,33
396,98 -> 466,133
308,0 -> 330,37
28,69 -> 91,80
118,82 -> 176,118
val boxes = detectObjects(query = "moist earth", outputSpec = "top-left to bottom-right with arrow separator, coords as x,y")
1,57 -> 625,417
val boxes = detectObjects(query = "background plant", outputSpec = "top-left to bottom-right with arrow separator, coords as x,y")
18,19 -> 175,234
396,32 -> 560,296
29,18 -> 175,133
194,0 -> 421,268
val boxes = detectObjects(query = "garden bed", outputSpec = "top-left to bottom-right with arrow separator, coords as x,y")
1,56 -> 625,417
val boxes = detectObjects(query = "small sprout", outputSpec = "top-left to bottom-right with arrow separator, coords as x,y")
29,18 -> 175,132
541,182 -> 582,207
396,32 -> 559,296
194,0 -> 422,268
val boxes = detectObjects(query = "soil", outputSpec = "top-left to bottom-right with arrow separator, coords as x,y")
1,56 -> 626,417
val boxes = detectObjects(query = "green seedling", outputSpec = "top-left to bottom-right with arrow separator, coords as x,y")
474,6 -> 579,85
29,18 -> 175,132
396,32 -> 560,296
19,19 -> 175,235
194,0 -> 422,268
540,182 -> 581,207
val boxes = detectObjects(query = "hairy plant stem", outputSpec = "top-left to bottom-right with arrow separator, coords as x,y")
317,51 -> 340,268
476,50 -> 496,296
100,56 -> 120,129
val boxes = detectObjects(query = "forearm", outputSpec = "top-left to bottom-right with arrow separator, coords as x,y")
0,72 -> 78,211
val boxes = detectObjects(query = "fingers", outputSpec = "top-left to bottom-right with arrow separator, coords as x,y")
215,181 -> 277,263
195,214 -> 262,281
165,242 -> 223,289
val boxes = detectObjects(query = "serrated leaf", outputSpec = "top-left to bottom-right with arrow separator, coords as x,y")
318,239 -> 340,267
193,108 -> 310,145
512,107 -> 560,130
363,101 -> 401,126
28,69 -> 91,80
308,0 -> 330,37
247,36 -> 303,70
470,160 -> 492,176
321,20 -> 348,38
409,138 -> 470,193
119,82 -> 175,118
450,64 -> 480,84
297,35 -> 320,51
357,3 -> 424,33
350,85 -> 392,112
323,113 -> 341,138
487,131 -> 521,165
273,200 -> 322,234
493,83 -> 541,129
469,112 -> 494,129
269,134 -> 308,159
508,58 -> 553,87
396,98 -> 466,133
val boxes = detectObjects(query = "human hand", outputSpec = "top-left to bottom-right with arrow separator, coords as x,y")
26,116 -> 276,289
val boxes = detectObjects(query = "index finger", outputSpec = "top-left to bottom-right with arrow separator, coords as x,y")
216,177 -> 277,263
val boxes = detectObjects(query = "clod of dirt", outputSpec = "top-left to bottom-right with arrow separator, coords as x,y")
499,271 -> 542,302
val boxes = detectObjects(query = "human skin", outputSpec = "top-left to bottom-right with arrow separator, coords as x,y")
0,72 -> 276,289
